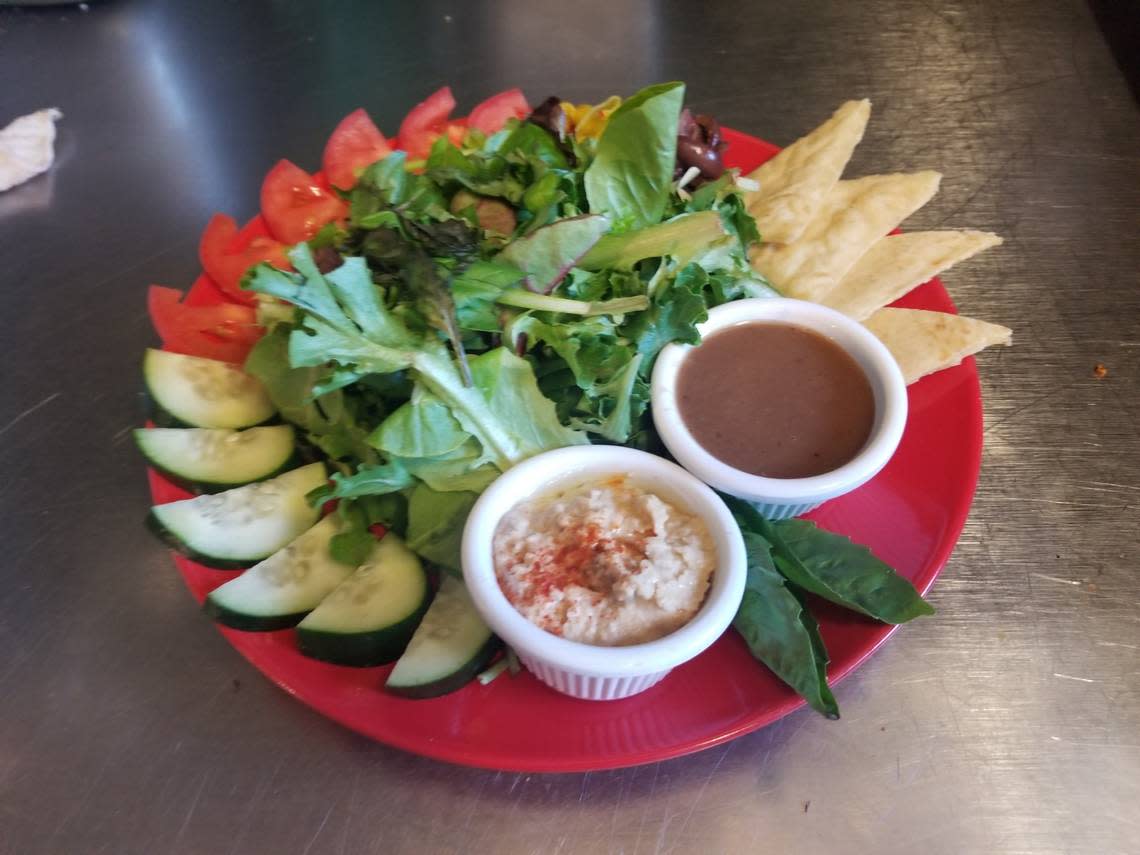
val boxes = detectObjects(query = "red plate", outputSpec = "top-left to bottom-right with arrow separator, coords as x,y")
148,128 -> 981,772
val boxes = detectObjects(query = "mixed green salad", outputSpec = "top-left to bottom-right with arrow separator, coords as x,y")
146,82 -> 933,716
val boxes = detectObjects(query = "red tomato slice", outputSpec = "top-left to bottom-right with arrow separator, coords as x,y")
323,108 -> 393,190
199,213 -> 291,304
148,283 -> 263,364
467,88 -> 529,135
260,159 -> 348,245
397,86 -> 456,159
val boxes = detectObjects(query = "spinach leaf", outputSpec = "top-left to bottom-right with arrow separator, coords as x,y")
584,82 -> 685,230
732,531 -> 839,718
579,211 -> 727,271
492,121 -> 570,169
405,483 -> 479,574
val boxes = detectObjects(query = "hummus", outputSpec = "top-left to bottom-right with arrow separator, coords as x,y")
491,476 -> 716,646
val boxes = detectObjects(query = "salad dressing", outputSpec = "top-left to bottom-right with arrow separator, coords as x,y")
676,322 -> 875,479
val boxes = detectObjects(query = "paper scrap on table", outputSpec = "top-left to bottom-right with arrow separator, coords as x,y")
0,108 -> 63,193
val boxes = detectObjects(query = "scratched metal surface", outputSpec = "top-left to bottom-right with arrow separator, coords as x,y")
1,1 -> 1137,853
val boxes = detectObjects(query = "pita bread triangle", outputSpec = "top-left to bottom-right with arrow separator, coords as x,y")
750,171 -> 942,303
744,99 -> 870,245
863,308 -> 1012,384
822,230 -> 1003,321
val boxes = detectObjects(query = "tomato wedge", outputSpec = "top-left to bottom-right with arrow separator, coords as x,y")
148,283 -> 263,364
199,213 -> 291,305
323,108 -> 393,190
260,159 -> 348,245
467,88 -> 529,135
397,86 -> 456,160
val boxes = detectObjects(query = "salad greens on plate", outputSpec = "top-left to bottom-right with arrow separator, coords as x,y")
152,82 -> 933,716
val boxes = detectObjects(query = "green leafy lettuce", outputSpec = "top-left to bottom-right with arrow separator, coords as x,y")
584,82 -> 685,231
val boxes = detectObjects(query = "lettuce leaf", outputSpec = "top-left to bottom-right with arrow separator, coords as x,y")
246,244 -> 586,470
584,82 -> 685,231
498,214 -> 609,294
370,388 -> 470,459
619,262 -> 710,374
452,260 -> 527,332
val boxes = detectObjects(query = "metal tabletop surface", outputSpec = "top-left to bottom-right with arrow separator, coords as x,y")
2,2 -> 1137,853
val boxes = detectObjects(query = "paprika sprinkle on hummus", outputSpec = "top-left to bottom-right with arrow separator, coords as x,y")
491,476 -> 716,646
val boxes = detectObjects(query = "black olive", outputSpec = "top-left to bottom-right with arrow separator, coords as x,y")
677,108 -> 701,142
676,138 -> 726,179
694,114 -> 725,152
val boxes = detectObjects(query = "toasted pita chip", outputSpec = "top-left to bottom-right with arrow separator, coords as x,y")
822,230 -> 1003,321
751,171 -> 942,303
744,99 -> 870,244
864,308 -> 1011,384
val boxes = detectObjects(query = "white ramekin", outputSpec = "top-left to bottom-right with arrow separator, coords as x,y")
461,446 -> 746,701
651,298 -> 908,520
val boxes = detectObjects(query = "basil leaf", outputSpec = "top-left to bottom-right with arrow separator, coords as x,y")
584,82 -> 685,230
770,519 -> 935,623
732,532 -> 839,719
726,497 -> 934,624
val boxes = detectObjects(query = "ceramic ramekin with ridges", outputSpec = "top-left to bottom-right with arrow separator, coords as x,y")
650,298 -> 908,520
461,445 -> 746,701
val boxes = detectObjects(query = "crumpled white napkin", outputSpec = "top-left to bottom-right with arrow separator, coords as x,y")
0,108 -> 63,193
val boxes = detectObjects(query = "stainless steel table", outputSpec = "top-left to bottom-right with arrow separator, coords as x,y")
2,2 -> 1137,853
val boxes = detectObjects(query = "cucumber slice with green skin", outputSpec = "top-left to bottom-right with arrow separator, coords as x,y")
144,348 -> 275,429
204,515 -> 355,631
386,575 -> 502,699
134,426 -> 297,493
297,534 -> 431,667
148,462 -> 327,569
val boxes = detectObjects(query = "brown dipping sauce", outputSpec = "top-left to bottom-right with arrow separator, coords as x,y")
676,322 -> 875,479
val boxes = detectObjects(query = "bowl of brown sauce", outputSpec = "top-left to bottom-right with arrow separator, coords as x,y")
650,298 -> 908,519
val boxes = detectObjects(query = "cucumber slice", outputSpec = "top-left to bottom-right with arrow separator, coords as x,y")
147,462 -> 327,569
297,534 -> 431,666
144,348 -> 275,429
386,575 -> 501,699
134,426 -> 296,492
204,516 -> 355,631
